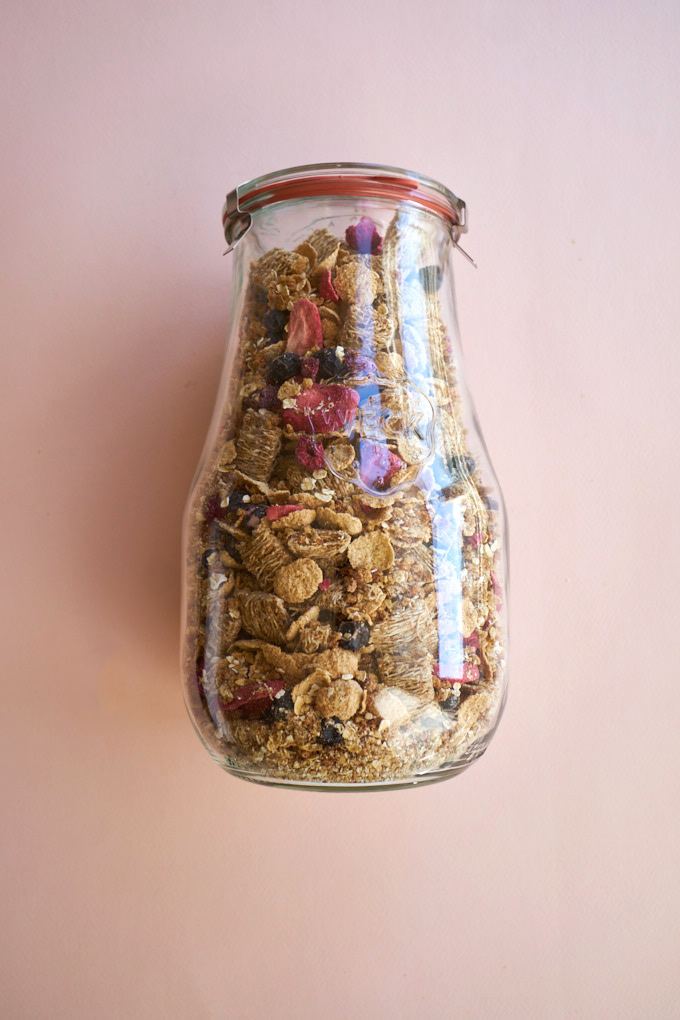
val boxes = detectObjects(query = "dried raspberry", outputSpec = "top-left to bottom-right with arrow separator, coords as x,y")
282,383 -> 360,434
222,680 -> 286,718
286,298 -> 323,355
247,384 -> 281,411
295,435 -> 325,471
203,495 -> 229,522
342,351 -> 376,376
358,441 -> 405,490
318,578 -> 331,591
318,269 -> 340,302
466,533 -> 484,547
464,631 -> 479,649
345,216 -> 383,254
300,357 -> 319,380
266,504 -> 306,521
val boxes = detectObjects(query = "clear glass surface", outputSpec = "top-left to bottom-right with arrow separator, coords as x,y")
182,170 -> 508,790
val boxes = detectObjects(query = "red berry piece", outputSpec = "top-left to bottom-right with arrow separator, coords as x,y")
203,495 -> 229,522
318,269 -> 340,302
295,435 -> 325,470
318,578 -> 331,591
282,383 -> 360,434
300,357 -> 319,380
222,680 -> 286,718
266,504 -> 306,521
345,216 -> 383,254
463,631 -> 479,649
286,298 -> 323,355
358,441 -> 405,490
247,384 -> 281,411
463,663 -> 480,683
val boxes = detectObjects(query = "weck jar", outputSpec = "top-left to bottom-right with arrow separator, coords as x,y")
181,162 -> 508,790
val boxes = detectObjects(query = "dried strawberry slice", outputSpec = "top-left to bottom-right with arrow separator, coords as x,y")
266,504 -> 305,521
282,383 -> 360,434
318,578 -> 331,591
358,441 -> 405,490
286,298 -> 323,355
295,435 -> 325,470
222,680 -> 286,718
463,631 -> 479,649
318,269 -> 340,302
345,216 -> 383,255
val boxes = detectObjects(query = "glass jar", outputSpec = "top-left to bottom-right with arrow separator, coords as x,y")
181,163 -> 508,790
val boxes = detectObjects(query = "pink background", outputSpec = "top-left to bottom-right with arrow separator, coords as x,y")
2,2 -> 679,1017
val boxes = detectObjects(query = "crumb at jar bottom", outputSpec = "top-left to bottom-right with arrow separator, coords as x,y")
192,679 -> 504,789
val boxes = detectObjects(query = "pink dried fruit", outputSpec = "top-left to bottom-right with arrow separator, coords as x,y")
467,533 -> 484,547
343,351 -> 376,376
464,631 -> 479,649
286,298 -> 323,355
318,578 -> 331,591
295,435 -> 325,471
300,357 -> 319,380
222,680 -> 286,718
463,663 -> 480,683
282,383 -> 360,434
266,504 -> 305,521
358,441 -> 405,490
345,216 -> 383,255
318,269 -> 340,302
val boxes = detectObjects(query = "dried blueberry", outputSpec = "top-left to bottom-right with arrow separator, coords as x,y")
264,689 -> 293,722
451,455 -> 476,481
317,348 -> 342,380
338,620 -> 370,651
226,489 -> 253,512
267,352 -> 301,386
318,718 -> 344,746
263,308 -> 288,338
440,689 -> 461,714
418,265 -> 443,293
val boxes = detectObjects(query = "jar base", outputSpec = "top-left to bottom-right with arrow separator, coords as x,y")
215,750 -> 486,792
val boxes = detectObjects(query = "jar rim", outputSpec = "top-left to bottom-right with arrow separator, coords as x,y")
223,162 -> 466,243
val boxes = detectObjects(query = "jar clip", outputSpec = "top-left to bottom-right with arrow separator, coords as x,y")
222,189 -> 252,254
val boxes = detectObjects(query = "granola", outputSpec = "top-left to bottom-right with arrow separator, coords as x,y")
184,212 -> 506,786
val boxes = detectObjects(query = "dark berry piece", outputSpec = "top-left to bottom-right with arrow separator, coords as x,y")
338,620 -> 370,651
245,504 -> 269,528
267,353 -> 301,386
264,689 -> 294,722
418,265 -> 443,292
440,689 -> 461,714
247,384 -> 281,411
263,308 -> 288,338
317,348 -> 343,380
451,455 -> 476,481
226,489 -> 253,512
318,718 -> 344,746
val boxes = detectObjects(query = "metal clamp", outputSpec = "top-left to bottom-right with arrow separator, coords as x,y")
222,189 -> 252,254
